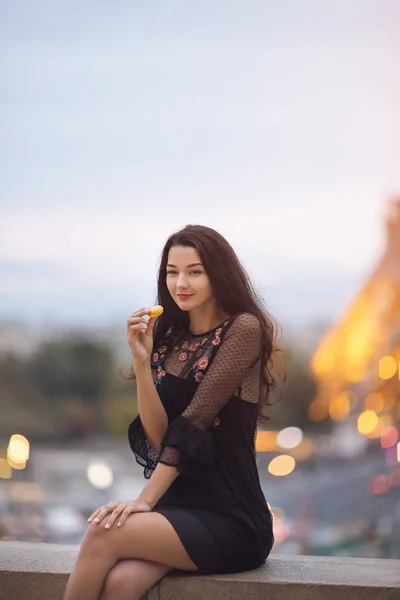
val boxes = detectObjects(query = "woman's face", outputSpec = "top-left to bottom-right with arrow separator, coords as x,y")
166,245 -> 215,311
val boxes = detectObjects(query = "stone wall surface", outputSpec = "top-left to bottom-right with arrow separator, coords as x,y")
1,542 -> 399,600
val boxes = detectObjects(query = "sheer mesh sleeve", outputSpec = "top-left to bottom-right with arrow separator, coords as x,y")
158,313 -> 262,478
128,367 -> 160,479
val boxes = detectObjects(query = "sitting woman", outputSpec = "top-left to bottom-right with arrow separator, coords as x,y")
63,223 -> 283,600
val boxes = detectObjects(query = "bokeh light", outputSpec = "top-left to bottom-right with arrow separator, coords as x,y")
8,434 -> 30,462
379,356 -> 397,380
277,427 -> 303,449
357,410 -> 379,435
329,392 -> 351,422
381,427 -> 399,449
87,462 -> 113,489
255,430 -> 279,452
268,455 -> 296,476
0,458 -> 12,479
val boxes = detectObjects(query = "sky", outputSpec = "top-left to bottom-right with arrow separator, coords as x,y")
1,0 -> 399,331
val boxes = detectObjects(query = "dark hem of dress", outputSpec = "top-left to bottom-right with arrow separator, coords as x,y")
152,506 -> 268,575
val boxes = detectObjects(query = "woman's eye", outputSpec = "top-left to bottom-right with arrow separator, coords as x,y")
166,270 -> 203,275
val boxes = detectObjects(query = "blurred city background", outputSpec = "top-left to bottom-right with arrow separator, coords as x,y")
1,1 -> 399,559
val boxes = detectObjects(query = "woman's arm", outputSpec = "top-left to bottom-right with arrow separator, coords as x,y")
135,362 -> 168,452
137,462 -> 179,508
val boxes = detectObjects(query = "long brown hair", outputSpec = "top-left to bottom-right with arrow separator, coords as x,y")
133,224 -> 284,425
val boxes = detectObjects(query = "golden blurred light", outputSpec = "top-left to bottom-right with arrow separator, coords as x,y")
0,458 -> 12,479
329,392 -> 351,422
8,434 -> 30,462
397,442 -> 400,463
381,427 -> 399,449
357,410 -> 378,435
367,417 -> 385,439
268,455 -> 296,477
7,446 -> 26,470
87,462 -> 113,490
277,427 -> 303,449
379,356 -> 397,380
364,393 -> 385,414
255,431 -> 279,452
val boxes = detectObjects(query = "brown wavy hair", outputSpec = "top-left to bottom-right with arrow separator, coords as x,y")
131,224 -> 285,425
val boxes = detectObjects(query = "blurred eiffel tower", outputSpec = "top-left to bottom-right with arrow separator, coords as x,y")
309,197 -> 400,428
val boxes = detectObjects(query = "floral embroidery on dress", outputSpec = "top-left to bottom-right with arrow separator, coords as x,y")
194,371 -> 204,382
182,341 -> 189,350
179,352 -> 188,362
201,337 -> 208,345
197,357 -> 209,370
151,340 -> 168,386
156,365 -> 166,382
188,342 -> 200,351
212,416 -> 220,427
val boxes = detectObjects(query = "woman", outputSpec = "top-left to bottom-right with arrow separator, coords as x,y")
63,224 -> 283,600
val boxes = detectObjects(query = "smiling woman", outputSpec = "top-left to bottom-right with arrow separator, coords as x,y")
63,224 -> 284,600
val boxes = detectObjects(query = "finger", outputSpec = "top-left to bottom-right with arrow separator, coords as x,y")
87,507 -> 104,523
116,507 -> 134,527
128,323 -> 148,334
131,308 -> 150,318
104,506 -> 125,529
93,506 -> 113,524
127,317 -> 149,326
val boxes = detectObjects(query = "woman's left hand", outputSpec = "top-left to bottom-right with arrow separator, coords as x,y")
87,499 -> 151,529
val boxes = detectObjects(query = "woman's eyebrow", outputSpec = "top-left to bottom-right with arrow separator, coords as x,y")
166,263 -> 204,268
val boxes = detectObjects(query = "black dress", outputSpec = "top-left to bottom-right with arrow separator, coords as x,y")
128,312 -> 274,574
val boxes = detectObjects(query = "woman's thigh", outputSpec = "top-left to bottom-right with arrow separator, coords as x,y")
86,511 -> 199,572
100,558 -> 171,600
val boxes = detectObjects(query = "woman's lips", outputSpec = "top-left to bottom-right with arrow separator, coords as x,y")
177,294 -> 193,301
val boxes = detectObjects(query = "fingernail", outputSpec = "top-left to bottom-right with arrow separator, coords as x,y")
117,522 -> 121,527
105,523 -> 110,529
94,518 -> 99,522
87,518 -> 91,522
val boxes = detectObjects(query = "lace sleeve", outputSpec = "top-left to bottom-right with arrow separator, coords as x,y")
157,313 -> 262,478
127,367 -> 159,479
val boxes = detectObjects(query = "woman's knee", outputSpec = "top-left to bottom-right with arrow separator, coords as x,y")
80,522 -> 111,557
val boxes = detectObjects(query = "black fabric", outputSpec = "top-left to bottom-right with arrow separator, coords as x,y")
127,312 -> 274,573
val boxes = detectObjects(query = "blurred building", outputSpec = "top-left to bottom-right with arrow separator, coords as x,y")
309,197 -> 400,439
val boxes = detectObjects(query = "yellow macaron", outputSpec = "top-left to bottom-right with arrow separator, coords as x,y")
148,305 -> 164,318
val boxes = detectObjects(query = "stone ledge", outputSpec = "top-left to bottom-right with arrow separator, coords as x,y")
0,542 -> 399,600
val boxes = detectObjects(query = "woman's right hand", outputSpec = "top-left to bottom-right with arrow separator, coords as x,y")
127,308 -> 158,369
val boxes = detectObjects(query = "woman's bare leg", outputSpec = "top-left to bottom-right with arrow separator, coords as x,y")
99,558 -> 171,600
63,512 -> 198,600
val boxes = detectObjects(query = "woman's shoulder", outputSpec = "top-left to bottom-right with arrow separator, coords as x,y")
225,312 -> 261,334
